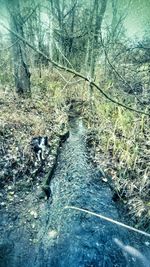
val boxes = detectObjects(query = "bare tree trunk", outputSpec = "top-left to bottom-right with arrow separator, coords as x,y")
90,0 -> 108,79
111,0 -> 118,39
7,0 -> 31,96
86,0 -> 108,103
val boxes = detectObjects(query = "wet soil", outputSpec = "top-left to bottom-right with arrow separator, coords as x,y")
0,117 -> 150,267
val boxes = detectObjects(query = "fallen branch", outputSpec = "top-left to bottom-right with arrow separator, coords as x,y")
65,206 -> 150,238
55,68 -> 83,86
42,130 -> 69,198
0,22 -> 149,116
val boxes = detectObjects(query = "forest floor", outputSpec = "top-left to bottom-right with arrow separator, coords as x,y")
0,85 -> 69,248
0,71 -> 150,249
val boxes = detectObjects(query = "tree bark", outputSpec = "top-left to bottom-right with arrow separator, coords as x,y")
86,0 -> 108,103
7,0 -> 31,96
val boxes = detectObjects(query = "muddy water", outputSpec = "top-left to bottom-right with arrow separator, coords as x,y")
0,118 -> 150,267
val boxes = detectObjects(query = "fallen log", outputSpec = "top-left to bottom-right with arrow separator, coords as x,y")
41,130 -> 70,200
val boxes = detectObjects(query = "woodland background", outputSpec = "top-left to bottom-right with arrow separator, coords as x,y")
0,0 -> 150,231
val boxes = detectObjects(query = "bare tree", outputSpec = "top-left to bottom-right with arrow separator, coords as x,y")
84,0 -> 108,101
6,0 -> 31,96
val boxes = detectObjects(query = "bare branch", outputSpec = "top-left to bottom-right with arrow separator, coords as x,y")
1,22 -> 149,116
23,4 -> 39,24
62,74 -> 76,91
0,40 -> 19,51
54,41 -> 75,70
63,0 -> 77,19
65,206 -> 150,238
100,33 -> 143,104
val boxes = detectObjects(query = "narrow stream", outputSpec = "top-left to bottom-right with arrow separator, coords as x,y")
1,117 -> 150,267
35,117 -> 150,267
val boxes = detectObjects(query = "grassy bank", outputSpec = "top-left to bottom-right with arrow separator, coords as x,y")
85,83 -> 150,232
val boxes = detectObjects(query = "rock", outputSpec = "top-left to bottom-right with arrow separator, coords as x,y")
31,223 -> 35,229
48,230 -> 58,239
60,131 -> 69,143
30,210 -> 38,219
102,177 -> 108,183
41,185 -> 52,200
38,190 -> 46,199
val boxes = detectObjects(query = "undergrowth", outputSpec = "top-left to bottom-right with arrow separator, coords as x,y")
85,84 -> 150,232
1,68 -> 149,232
0,71 -> 68,188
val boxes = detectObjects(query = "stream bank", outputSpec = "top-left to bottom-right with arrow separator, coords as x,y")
0,116 -> 150,267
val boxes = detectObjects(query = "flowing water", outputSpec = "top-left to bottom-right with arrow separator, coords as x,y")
0,117 -> 150,267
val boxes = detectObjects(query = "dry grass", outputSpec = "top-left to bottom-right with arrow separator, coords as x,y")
85,82 -> 150,231
0,70 -> 70,187
1,68 -> 149,231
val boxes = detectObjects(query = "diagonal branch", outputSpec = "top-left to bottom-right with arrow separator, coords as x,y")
65,206 -> 150,238
0,22 -> 149,116
54,41 -> 75,70
99,33 -> 143,104
0,40 -> 19,51
63,0 -> 77,19
23,4 -> 39,24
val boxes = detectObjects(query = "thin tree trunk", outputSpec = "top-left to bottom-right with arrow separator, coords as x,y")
8,0 -> 31,96
86,0 -> 108,103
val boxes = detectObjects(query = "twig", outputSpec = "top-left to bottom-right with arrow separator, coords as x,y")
62,74 -> 76,91
55,69 -> 82,86
68,78 -> 83,85
63,0 -> 77,19
100,33 -> 143,104
0,22 -> 149,116
55,68 -> 68,83
114,238 -> 149,265
0,58 -> 11,68
54,41 -> 75,71
23,4 -> 39,24
65,206 -> 150,238
0,40 -> 19,51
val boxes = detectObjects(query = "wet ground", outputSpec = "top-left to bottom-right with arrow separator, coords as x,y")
0,117 -> 150,267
